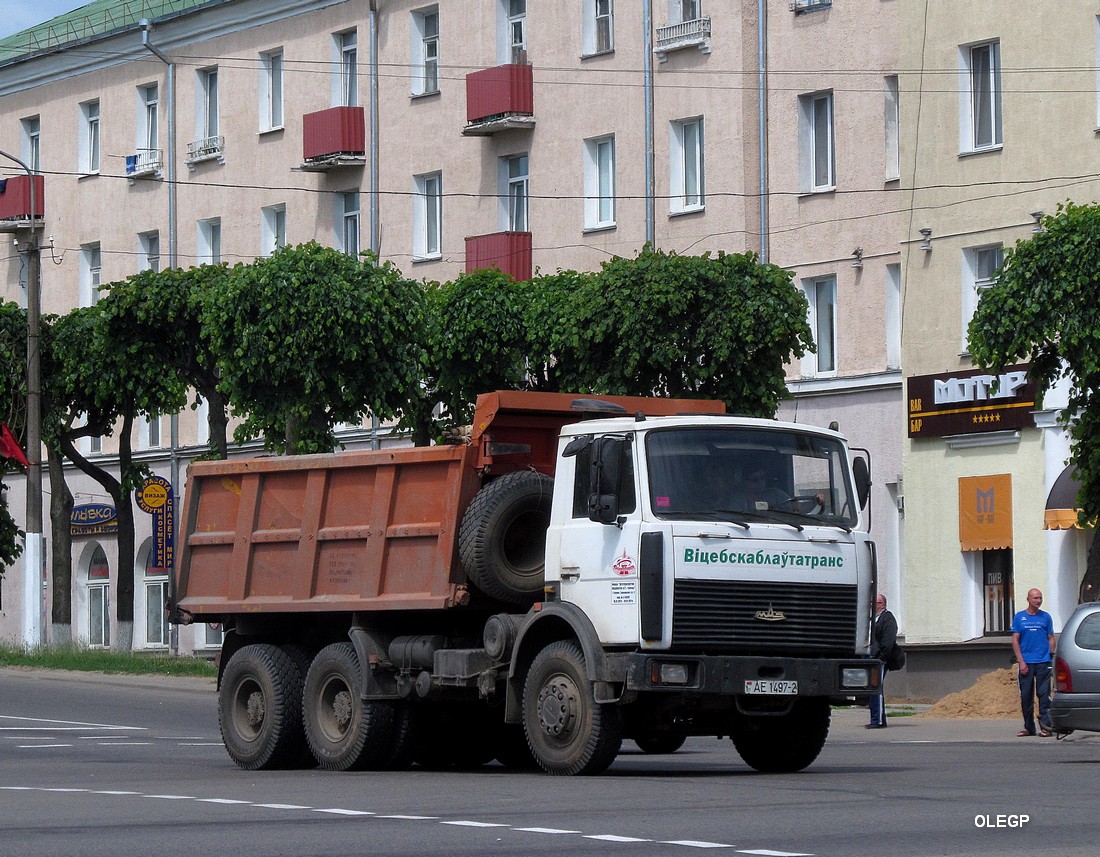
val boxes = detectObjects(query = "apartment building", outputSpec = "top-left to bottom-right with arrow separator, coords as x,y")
897,2 -> 1097,696
0,0 -> 903,658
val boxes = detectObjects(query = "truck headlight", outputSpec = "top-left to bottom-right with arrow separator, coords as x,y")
649,660 -> 691,686
841,667 -> 872,689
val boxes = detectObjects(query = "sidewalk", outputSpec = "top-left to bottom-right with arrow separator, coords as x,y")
830,704 -> 1100,744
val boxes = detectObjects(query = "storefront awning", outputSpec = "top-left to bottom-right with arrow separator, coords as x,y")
1045,465 -> 1083,530
959,474 -> 1012,551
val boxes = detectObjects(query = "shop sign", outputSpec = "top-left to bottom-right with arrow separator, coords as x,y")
71,503 -> 118,536
136,476 -> 174,572
907,364 -> 1036,438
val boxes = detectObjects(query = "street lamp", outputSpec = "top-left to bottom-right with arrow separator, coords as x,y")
0,148 -> 44,647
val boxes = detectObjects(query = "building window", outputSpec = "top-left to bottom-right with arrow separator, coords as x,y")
88,545 -> 111,648
137,83 -> 159,154
411,9 -> 440,96
676,0 -> 701,23
982,549 -> 1014,635
340,192 -> 360,256
962,41 -> 1001,152
670,117 -> 704,213
144,549 -> 169,647
204,622 -> 224,648
584,135 -> 616,229
260,49 -> 284,130
262,204 -> 287,256
884,75 -> 900,181
338,31 -> 358,107
140,414 -> 161,450
80,99 -> 101,174
803,275 -> 837,377
962,244 -> 1003,349
506,0 -> 526,54
885,263 -> 901,370
20,116 -> 40,173
583,0 -> 614,55
199,68 -> 219,141
414,172 -> 443,259
139,231 -> 160,272
198,218 -> 222,265
502,155 -> 528,232
799,91 -> 834,192
81,243 -> 102,306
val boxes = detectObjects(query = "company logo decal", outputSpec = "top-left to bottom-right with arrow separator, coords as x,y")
612,551 -> 637,576
754,605 -> 787,622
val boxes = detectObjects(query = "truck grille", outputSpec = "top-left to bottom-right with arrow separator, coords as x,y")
672,580 -> 857,654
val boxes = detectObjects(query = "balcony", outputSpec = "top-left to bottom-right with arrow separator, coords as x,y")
465,231 -> 532,281
186,135 -> 224,168
125,148 -> 163,181
0,174 -> 44,232
654,17 -> 711,62
463,64 -> 535,137
300,106 -> 366,171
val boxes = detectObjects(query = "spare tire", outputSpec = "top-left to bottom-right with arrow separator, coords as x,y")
460,470 -> 554,603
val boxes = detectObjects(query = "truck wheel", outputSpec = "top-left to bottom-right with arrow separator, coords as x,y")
460,470 -> 554,604
523,641 -> 622,776
219,644 -> 307,771
302,642 -> 395,771
731,698 -> 830,773
633,732 -> 687,754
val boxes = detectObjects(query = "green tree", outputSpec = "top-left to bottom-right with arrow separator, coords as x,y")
205,242 -> 425,454
49,304 -> 188,650
0,301 -> 27,571
534,247 -> 814,416
968,202 -> 1100,602
99,265 -> 233,458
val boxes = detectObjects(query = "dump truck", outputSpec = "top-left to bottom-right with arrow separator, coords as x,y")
173,391 -> 879,776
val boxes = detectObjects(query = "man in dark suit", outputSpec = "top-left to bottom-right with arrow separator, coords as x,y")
868,594 -> 898,728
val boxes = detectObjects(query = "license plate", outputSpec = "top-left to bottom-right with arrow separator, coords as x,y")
744,680 -> 797,695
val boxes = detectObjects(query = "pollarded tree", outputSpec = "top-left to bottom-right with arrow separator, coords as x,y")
968,202 -> 1100,603
49,304 -> 188,650
535,247 -> 815,417
204,242 -> 425,454
98,265 -> 233,459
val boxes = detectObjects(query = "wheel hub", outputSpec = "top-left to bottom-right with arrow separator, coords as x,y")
332,690 -> 353,729
537,674 -> 578,738
245,690 -> 266,728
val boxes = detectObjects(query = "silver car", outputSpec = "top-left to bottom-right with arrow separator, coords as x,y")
1051,602 -> 1100,734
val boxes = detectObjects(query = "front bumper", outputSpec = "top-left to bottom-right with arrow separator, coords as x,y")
619,653 -> 880,698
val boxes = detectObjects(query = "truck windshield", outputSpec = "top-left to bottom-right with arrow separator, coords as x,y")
645,427 -> 859,528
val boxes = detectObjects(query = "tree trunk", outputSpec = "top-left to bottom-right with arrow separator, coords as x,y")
197,383 -> 229,460
1079,531 -> 1100,603
47,443 -> 73,637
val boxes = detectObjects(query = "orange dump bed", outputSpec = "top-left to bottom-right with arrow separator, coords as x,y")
174,392 -> 722,619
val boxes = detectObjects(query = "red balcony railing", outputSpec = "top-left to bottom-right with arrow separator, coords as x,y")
465,64 -> 534,130
0,174 -> 44,221
303,106 -> 365,161
465,231 -> 532,282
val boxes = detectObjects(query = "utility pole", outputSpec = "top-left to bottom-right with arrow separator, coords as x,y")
0,148 -> 43,647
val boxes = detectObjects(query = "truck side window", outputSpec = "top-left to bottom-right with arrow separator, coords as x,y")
572,442 -> 636,518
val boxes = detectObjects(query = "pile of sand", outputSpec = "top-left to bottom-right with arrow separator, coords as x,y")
917,667 -> 1021,719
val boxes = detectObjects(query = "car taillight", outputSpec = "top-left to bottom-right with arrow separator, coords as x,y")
1055,656 -> 1072,693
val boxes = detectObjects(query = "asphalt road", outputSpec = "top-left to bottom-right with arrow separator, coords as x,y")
1,667 -> 1097,857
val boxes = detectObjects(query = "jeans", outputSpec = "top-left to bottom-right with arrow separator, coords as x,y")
1018,660 -> 1053,733
869,663 -> 887,726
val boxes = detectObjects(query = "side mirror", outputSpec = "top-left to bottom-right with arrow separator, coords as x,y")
853,456 -> 871,511
588,436 -> 626,525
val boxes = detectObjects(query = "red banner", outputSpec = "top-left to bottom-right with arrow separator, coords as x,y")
0,422 -> 28,468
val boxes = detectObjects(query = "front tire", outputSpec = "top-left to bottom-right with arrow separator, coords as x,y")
219,644 -> 307,771
302,642 -> 395,771
731,698 -> 830,773
523,641 -> 622,776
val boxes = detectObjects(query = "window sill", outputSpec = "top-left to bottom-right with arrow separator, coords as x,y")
412,253 -> 443,263
959,144 -> 1002,158
78,170 -> 101,180
259,125 -> 284,136
411,89 -> 441,101
581,48 -> 615,60
582,223 -> 616,234
670,204 -> 705,218
798,186 -> 836,198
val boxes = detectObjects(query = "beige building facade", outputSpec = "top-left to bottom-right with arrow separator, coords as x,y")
897,2 -> 1096,696
0,1 -> 903,663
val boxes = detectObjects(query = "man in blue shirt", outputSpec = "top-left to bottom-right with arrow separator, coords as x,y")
1011,588 -> 1055,737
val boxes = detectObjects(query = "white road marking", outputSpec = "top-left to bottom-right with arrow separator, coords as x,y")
0,715 -> 143,731
0,786 -> 814,854
97,742 -> 152,746
17,744 -> 72,749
